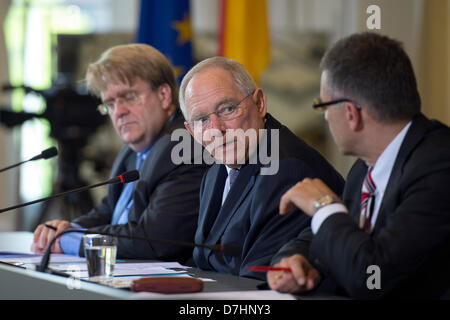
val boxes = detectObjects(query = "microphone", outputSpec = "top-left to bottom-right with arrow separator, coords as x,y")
0,170 -> 139,214
0,146 -> 58,173
37,228 -> 242,272
28,146 -> 58,161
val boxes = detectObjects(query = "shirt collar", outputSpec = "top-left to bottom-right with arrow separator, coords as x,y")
370,121 -> 412,193
137,144 -> 152,161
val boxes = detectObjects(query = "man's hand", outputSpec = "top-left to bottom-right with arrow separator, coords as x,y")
279,178 -> 339,216
31,220 -> 72,254
267,254 -> 321,293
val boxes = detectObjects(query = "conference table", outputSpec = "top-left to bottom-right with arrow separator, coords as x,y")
0,232 -> 344,301
0,232 -> 283,300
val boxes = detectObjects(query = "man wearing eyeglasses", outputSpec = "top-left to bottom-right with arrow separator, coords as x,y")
179,56 -> 344,280
31,44 -> 209,262
268,33 -> 450,299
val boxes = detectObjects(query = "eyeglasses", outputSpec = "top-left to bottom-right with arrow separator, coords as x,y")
312,98 -> 361,114
186,91 -> 254,129
97,90 -> 145,115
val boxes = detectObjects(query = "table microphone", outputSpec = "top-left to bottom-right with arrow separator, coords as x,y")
0,146 -> 58,173
37,228 -> 242,273
0,170 -> 140,214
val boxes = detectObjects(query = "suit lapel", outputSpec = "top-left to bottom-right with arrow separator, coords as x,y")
373,114 -> 431,233
110,147 -> 136,202
197,165 -> 228,240
205,164 -> 260,245
344,160 -> 367,224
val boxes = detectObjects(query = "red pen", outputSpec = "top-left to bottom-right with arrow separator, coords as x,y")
247,266 -> 291,272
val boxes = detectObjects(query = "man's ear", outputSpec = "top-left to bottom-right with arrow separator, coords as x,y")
253,88 -> 267,119
184,121 -> 194,137
345,102 -> 363,131
157,83 -> 172,110
185,121 -> 206,147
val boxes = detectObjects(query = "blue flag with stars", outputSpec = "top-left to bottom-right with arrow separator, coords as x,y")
137,0 -> 193,83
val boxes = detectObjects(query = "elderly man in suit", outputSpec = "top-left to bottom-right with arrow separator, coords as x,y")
268,32 -> 450,299
31,44 -> 208,263
179,56 -> 344,280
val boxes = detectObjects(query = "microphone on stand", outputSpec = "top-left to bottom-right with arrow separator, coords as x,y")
37,228 -> 242,273
28,146 -> 58,161
0,146 -> 58,173
0,170 -> 139,214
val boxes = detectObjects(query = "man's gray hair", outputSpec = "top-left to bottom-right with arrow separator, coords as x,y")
179,56 -> 256,120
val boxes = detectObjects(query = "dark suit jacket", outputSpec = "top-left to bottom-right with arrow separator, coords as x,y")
193,114 -> 344,280
73,111 -> 209,263
273,114 -> 450,299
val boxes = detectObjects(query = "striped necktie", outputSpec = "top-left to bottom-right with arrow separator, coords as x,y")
359,167 -> 376,232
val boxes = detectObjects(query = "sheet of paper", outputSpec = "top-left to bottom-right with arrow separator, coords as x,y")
113,264 -> 187,276
0,253 -> 85,264
139,261 -> 189,269
50,262 -> 188,272
50,262 -> 190,278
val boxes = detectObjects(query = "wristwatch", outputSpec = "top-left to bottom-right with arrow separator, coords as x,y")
313,195 -> 336,214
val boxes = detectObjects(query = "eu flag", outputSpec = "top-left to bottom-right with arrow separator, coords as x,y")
137,0 -> 193,83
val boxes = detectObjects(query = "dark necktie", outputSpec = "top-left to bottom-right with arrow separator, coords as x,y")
359,167 -> 376,232
228,168 -> 239,187
222,168 -> 240,205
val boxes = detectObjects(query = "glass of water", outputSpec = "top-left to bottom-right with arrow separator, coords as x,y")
83,234 -> 117,278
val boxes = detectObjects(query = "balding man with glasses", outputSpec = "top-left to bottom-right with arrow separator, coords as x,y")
31,44 -> 209,263
179,56 -> 344,280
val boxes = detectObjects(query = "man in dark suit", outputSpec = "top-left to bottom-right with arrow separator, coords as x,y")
31,44 -> 208,263
179,56 -> 344,280
268,32 -> 450,299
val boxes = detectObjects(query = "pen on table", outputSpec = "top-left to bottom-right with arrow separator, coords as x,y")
247,266 -> 291,272
44,224 -> 57,231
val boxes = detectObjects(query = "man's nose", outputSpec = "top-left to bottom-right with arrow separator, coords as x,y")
209,114 -> 226,132
113,99 -> 129,116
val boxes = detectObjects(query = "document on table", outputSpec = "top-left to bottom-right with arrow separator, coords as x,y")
50,262 -> 190,278
0,252 -> 216,286
0,252 -> 85,264
50,261 -> 206,279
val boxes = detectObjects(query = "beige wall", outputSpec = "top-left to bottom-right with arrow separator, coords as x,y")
354,0 -> 450,126
417,0 -> 450,125
323,0 -> 449,176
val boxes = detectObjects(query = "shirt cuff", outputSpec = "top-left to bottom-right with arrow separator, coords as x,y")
59,226 -> 85,256
311,203 -> 348,234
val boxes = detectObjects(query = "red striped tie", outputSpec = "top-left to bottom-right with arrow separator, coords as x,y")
360,167 -> 376,232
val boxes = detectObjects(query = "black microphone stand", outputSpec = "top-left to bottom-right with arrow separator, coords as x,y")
0,147 -> 58,173
0,180 -> 118,214
0,170 -> 139,214
0,159 -> 32,173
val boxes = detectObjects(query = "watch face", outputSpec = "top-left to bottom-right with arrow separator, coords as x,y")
314,195 -> 334,212
322,195 -> 333,205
